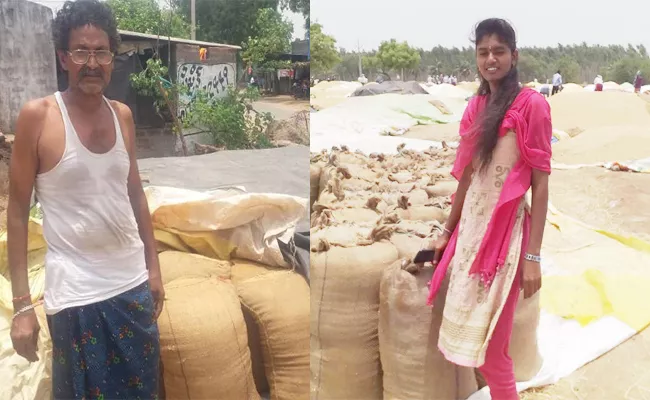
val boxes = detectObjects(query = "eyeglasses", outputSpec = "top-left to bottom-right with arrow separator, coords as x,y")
67,49 -> 114,65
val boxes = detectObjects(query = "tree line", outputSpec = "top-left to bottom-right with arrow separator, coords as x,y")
310,23 -> 650,84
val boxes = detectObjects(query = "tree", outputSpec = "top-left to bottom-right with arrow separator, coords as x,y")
242,8 -> 293,68
175,0 -> 279,45
107,0 -> 190,38
362,55 -> 382,77
332,42 -> 650,84
517,53 -> 546,83
376,39 -> 421,80
310,23 -> 340,76
279,0 -> 309,30
606,57 -> 650,83
554,56 -> 581,84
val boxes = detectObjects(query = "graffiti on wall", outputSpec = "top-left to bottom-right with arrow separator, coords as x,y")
177,63 -> 236,118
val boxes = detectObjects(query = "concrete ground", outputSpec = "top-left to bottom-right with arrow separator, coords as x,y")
138,146 -> 310,232
253,95 -> 310,120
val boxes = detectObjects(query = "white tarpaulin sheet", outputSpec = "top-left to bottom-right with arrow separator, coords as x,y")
310,93 -> 467,138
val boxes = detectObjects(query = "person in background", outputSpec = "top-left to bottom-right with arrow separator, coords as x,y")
258,74 -> 266,94
422,18 -> 551,400
594,74 -> 604,92
539,82 -> 550,97
451,75 -> 458,86
8,1 -> 163,399
634,71 -> 644,93
551,70 -> 562,95
443,74 -> 450,84
358,73 -> 368,84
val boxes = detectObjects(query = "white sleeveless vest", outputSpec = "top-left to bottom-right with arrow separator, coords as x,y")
35,92 -> 147,315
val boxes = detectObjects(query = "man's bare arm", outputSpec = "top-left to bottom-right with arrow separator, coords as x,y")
8,101 -> 45,311
117,103 -> 161,278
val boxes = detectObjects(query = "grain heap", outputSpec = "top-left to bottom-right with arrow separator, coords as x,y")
310,145 -> 543,398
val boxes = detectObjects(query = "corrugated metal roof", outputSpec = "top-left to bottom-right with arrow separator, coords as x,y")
118,29 -> 241,50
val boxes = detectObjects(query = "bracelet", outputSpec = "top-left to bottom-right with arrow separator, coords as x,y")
524,253 -> 542,263
13,294 -> 31,302
12,300 -> 43,321
443,227 -> 453,235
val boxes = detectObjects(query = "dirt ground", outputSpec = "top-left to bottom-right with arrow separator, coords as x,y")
522,329 -> 650,400
550,168 -> 650,241
253,95 -> 310,121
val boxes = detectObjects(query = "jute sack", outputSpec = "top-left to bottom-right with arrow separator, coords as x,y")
158,277 -> 259,400
235,271 -> 310,400
310,163 -> 323,213
330,207 -> 382,225
232,259 -> 285,394
310,224 -> 399,400
510,291 -> 543,381
423,181 -> 458,198
398,205 -> 448,222
390,233 -> 426,260
158,250 -> 232,285
379,261 -> 478,400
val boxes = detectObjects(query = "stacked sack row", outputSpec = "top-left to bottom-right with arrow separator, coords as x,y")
309,146 -> 543,400
157,251 -> 309,400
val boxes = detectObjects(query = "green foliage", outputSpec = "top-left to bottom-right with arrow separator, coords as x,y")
329,43 -> 650,83
242,8 -> 293,68
376,39 -> 421,75
174,0 -> 279,45
279,0 -> 309,30
606,57 -> 650,83
130,59 -> 275,151
279,0 -> 308,16
310,23 -> 340,75
107,0 -> 190,38
129,58 -> 172,114
256,60 -> 293,73
553,56 -> 581,84
183,87 -> 274,150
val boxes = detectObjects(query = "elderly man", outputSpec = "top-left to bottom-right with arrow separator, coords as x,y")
8,1 -> 163,398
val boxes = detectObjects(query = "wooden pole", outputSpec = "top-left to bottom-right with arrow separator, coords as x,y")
157,81 -> 189,156
190,0 -> 196,40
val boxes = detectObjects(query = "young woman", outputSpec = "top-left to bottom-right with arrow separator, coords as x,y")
424,18 -> 552,400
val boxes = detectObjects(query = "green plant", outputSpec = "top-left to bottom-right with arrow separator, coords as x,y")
130,58 -> 171,114
183,87 -> 274,150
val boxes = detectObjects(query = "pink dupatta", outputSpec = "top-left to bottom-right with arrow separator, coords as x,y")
427,88 -> 552,305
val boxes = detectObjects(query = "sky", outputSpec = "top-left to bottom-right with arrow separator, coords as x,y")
32,0 -> 306,41
311,0 -> 650,52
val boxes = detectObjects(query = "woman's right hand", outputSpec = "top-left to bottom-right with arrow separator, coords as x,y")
416,231 -> 451,269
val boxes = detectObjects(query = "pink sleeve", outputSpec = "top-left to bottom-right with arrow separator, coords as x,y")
502,92 -> 553,173
451,97 -> 479,181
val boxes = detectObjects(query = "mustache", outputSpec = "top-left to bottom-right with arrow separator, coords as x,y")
79,68 -> 103,78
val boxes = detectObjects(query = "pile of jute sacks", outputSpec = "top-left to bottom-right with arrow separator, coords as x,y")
157,251 -> 309,399
310,145 -> 543,399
